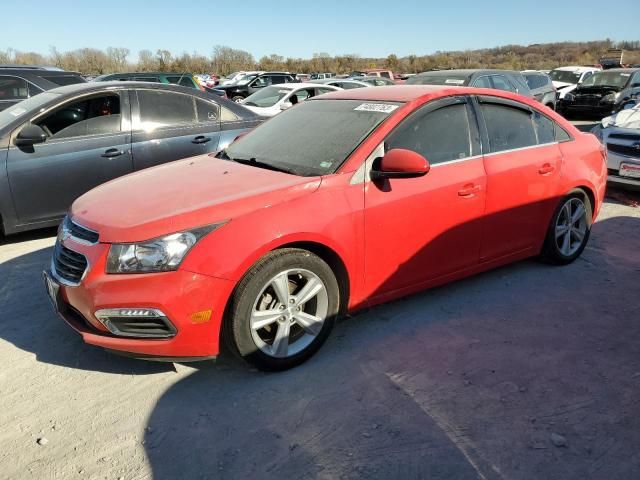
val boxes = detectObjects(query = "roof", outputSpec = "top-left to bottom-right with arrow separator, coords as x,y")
596,68 -> 639,73
98,72 -> 195,77
553,66 -> 600,72
414,69 -> 521,77
315,85 -> 464,102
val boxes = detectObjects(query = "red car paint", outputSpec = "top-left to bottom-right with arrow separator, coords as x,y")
53,86 -> 607,359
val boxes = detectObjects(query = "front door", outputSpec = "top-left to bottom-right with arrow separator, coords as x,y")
363,96 -> 486,300
131,89 -> 221,171
6,91 -> 132,224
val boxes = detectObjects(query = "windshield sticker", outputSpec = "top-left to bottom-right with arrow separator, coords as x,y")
445,79 -> 465,85
278,90 -> 289,94
320,161 -> 334,168
621,74 -> 630,77
8,107 -> 26,117
354,103 -> 399,114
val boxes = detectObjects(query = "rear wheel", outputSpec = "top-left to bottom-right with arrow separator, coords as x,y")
224,249 -> 339,371
540,191 -> 592,265
231,95 -> 244,103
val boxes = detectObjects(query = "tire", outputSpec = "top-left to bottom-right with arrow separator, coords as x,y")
224,248 -> 339,371
231,95 -> 244,103
540,191 -> 592,265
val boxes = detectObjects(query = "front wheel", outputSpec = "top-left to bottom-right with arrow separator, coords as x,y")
231,95 -> 244,103
224,249 -> 340,371
540,192 -> 592,265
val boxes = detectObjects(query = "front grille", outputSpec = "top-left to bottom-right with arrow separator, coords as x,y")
64,216 -> 99,244
609,133 -> 640,142
574,95 -> 601,106
607,143 -> 640,158
108,317 -> 176,337
53,243 -> 88,285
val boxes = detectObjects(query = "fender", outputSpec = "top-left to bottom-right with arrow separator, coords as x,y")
0,145 -> 19,235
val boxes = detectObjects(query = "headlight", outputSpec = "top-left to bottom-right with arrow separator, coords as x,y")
601,93 -> 620,103
564,92 -> 574,102
105,223 -> 225,274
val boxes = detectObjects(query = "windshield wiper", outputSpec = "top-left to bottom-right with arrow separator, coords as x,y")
215,150 -> 296,175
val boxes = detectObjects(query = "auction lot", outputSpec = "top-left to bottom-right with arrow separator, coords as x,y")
1,143 -> 640,478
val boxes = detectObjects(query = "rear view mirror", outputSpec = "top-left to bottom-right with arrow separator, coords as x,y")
15,124 -> 47,147
371,149 -> 430,180
280,101 -> 293,111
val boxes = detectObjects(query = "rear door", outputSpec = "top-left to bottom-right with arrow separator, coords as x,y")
130,89 -> 221,171
475,95 -> 562,261
364,96 -> 486,298
6,91 -> 133,224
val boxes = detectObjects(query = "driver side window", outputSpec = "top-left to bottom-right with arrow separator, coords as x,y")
35,94 -> 122,140
385,102 -> 473,164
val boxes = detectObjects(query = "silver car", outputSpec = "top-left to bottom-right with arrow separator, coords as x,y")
592,102 -> 640,190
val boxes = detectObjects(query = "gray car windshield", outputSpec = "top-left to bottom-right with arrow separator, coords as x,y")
0,92 -> 59,127
221,99 -> 401,176
243,86 -> 290,107
406,75 -> 469,86
581,71 -> 630,88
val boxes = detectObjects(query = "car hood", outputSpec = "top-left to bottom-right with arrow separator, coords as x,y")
70,155 -> 321,243
552,81 -> 575,89
602,105 -> 640,129
574,85 -> 622,96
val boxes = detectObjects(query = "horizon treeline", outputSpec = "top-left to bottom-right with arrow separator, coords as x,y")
1,40 -> 639,76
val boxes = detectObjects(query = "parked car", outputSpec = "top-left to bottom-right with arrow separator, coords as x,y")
195,74 -> 219,88
45,85 -> 606,371
549,66 -> 601,100
351,69 -> 396,80
407,69 -> 533,98
0,66 -> 86,112
214,72 -> 298,102
309,78 -> 371,89
356,76 -> 396,86
93,72 -> 202,90
558,68 -> 640,119
241,83 -> 341,117
522,71 -> 557,110
592,102 -> 640,190
0,82 -> 261,235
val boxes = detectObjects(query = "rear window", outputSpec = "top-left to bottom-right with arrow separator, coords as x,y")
40,75 -> 86,86
524,74 -> 549,90
406,75 -> 469,86
166,75 -> 198,89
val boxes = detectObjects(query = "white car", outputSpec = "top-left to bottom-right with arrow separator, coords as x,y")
240,83 -> 341,117
549,66 -> 601,99
309,78 -> 372,89
219,71 -> 264,86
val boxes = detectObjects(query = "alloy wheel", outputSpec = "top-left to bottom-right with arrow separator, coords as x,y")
555,197 -> 588,256
250,269 -> 329,358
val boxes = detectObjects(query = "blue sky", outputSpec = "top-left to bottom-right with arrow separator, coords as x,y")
4,0 -> 638,60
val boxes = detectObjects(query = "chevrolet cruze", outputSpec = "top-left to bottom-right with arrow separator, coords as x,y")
44,86 -> 607,370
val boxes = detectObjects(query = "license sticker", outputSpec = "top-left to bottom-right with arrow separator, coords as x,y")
8,107 -> 26,117
444,79 -> 465,85
620,163 -> 640,178
354,103 -> 398,114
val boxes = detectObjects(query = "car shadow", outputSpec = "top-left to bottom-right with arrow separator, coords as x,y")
142,209 -> 640,479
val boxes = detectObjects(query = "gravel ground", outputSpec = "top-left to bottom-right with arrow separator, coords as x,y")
1,186 -> 639,480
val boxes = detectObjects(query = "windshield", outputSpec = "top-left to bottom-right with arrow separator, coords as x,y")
581,71 -> 631,88
222,99 -> 401,176
549,69 -> 582,84
243,86 -> 291,107
235,74 -> 258,85
0,92 -> 59,127
406,75 -> 469,86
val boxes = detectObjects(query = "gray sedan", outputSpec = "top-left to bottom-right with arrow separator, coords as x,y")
0,82 -> 262,235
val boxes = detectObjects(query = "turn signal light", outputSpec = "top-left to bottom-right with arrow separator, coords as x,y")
190,310 -> 212,324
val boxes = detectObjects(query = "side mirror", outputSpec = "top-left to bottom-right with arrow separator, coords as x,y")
15,124 -> 47,147
371,149 -> 430,180
280,101 -> 293,111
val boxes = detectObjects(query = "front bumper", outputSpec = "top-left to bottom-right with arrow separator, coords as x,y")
46,238 -> 235,359
559,102 -> 617,119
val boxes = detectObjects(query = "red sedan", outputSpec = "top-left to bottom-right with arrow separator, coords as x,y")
44,86 -> 607,370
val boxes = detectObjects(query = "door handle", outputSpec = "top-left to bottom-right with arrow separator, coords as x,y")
101,148 -> 124,158
192,136 -> 212,144
538,163 -> 555,175
458,183 -> 481,197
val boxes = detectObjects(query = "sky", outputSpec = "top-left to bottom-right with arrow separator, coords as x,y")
3,0 -> 638,60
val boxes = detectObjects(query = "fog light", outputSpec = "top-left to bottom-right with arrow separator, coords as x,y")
94,308 -> 177,338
